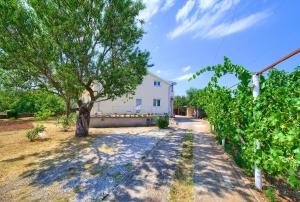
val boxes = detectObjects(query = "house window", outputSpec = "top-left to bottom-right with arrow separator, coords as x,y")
154,81 -> 161,87
136,99 -> 142,106
136,99 -> 142,113
153,99 -> 161,107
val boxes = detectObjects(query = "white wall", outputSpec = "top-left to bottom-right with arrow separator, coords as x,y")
91,74 -> 173,115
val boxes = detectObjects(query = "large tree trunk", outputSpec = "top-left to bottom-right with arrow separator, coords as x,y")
75,105 -> 90,137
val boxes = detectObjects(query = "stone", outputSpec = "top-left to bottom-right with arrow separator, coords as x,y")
38,131 -> 48,140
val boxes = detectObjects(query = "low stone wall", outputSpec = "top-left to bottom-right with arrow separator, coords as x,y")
90,116 -> 156,128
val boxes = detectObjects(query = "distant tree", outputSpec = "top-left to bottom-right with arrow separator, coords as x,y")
173,96 -> 187,109
186,87 -> 199,107
0,0 -> 150,136
174,96 -> 188,115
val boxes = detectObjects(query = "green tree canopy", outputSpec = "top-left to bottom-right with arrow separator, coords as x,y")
0,0 -> 150,136
173,95 -> 188,109
186,87 -> 201,107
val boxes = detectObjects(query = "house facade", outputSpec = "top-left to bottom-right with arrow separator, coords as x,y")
90,73 -> 175,116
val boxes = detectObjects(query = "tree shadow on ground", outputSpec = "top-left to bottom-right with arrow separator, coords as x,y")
106,130 -> 261,202
17,129 -> 167,201
193,132 -> 260,202
105,128 -> 185,201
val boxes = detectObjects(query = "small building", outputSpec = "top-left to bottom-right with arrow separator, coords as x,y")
90,72 -> 176,117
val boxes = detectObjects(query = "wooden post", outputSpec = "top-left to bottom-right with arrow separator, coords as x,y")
252,74 -> 262,190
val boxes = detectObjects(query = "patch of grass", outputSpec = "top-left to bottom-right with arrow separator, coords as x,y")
108,171 -> 123,181
67,167 -> 77,176
125,163 -> 133,171
73,185 -> 83,193
169,131 -> 194,202
90,163 -> 110,176
224,143 -> 252,175
263,186 -> 278,202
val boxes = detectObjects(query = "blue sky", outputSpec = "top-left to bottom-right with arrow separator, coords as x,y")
138,0 -> 300,95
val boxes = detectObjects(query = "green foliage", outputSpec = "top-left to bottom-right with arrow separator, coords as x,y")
0,90 -> 13,112
224,143 -> 250,172
57,113 -> 77,131
2,91 -> 65,117
0,0 -> 150,136
174,96 -> 188,109
156,116 -> 169,129
264,186 -> 278,202
25,124 -> 45,141
6,109 -> 18,118
34,109 -> 54,121
186,88 -> 199,107
191,57 -> 300,188
0,0 -> 149,109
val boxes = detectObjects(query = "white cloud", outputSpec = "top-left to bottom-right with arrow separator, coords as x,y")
162,0 -> 175,11
205,11 -> 270,38
139,0 -> 161,22
169,0 -> 239,39
198,0 -> 216,10
174,73 -> 194,81
168,0 -> 270,39
182,66 -> 191,72
139,0 -> 176,22
176,0 -> 195,22
156,70 -> 161,74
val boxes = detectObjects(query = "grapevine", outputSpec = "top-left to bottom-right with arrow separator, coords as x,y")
191,57 -> 300,188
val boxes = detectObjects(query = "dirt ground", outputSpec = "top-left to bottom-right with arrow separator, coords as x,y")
0,118 -> 157,201
0,118 -> 34,132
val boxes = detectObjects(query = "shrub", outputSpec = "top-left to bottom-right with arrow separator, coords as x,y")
34,109 -> 54,121
0,90 -> 14,112
7,109 -> 18,118
10,91 -> 65,116
25,125 -> 45,141
264,186 -> 278,202
156,116 -> 169,129
56,113 -> 77,131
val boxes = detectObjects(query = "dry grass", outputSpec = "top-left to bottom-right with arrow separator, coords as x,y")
98,144 -> 118,154
0,118 -> 158,201
0,118 -> 126,201
169,131 -> 194,202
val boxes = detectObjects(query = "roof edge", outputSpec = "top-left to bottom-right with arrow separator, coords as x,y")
147,71 -> 176,86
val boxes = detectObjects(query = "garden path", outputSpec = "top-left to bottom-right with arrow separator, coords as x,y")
176,116 -> 263,202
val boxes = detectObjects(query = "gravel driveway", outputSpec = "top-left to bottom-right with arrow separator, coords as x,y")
6,128 -> 171,202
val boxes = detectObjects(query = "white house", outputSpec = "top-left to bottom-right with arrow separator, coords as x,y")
90,72 -> 175,116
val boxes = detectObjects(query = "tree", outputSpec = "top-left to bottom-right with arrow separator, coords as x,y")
186,87 -> 199,107
173,96 -> 188,115
0,0 -> 150,136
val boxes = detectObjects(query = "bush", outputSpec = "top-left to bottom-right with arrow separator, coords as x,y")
10,91 -> 65,117
56,113 -> 77,131
0,90 -> 14,112
6,109 -> 18,118
26,125 -> 45,141
156,116 -> 169,129
34,109 -> 54,121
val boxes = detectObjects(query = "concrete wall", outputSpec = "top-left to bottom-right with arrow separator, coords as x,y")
90,116 -> 156,128
90,73 -> 174,116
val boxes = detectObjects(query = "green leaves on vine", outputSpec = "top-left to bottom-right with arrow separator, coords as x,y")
191,57 -> 300,188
